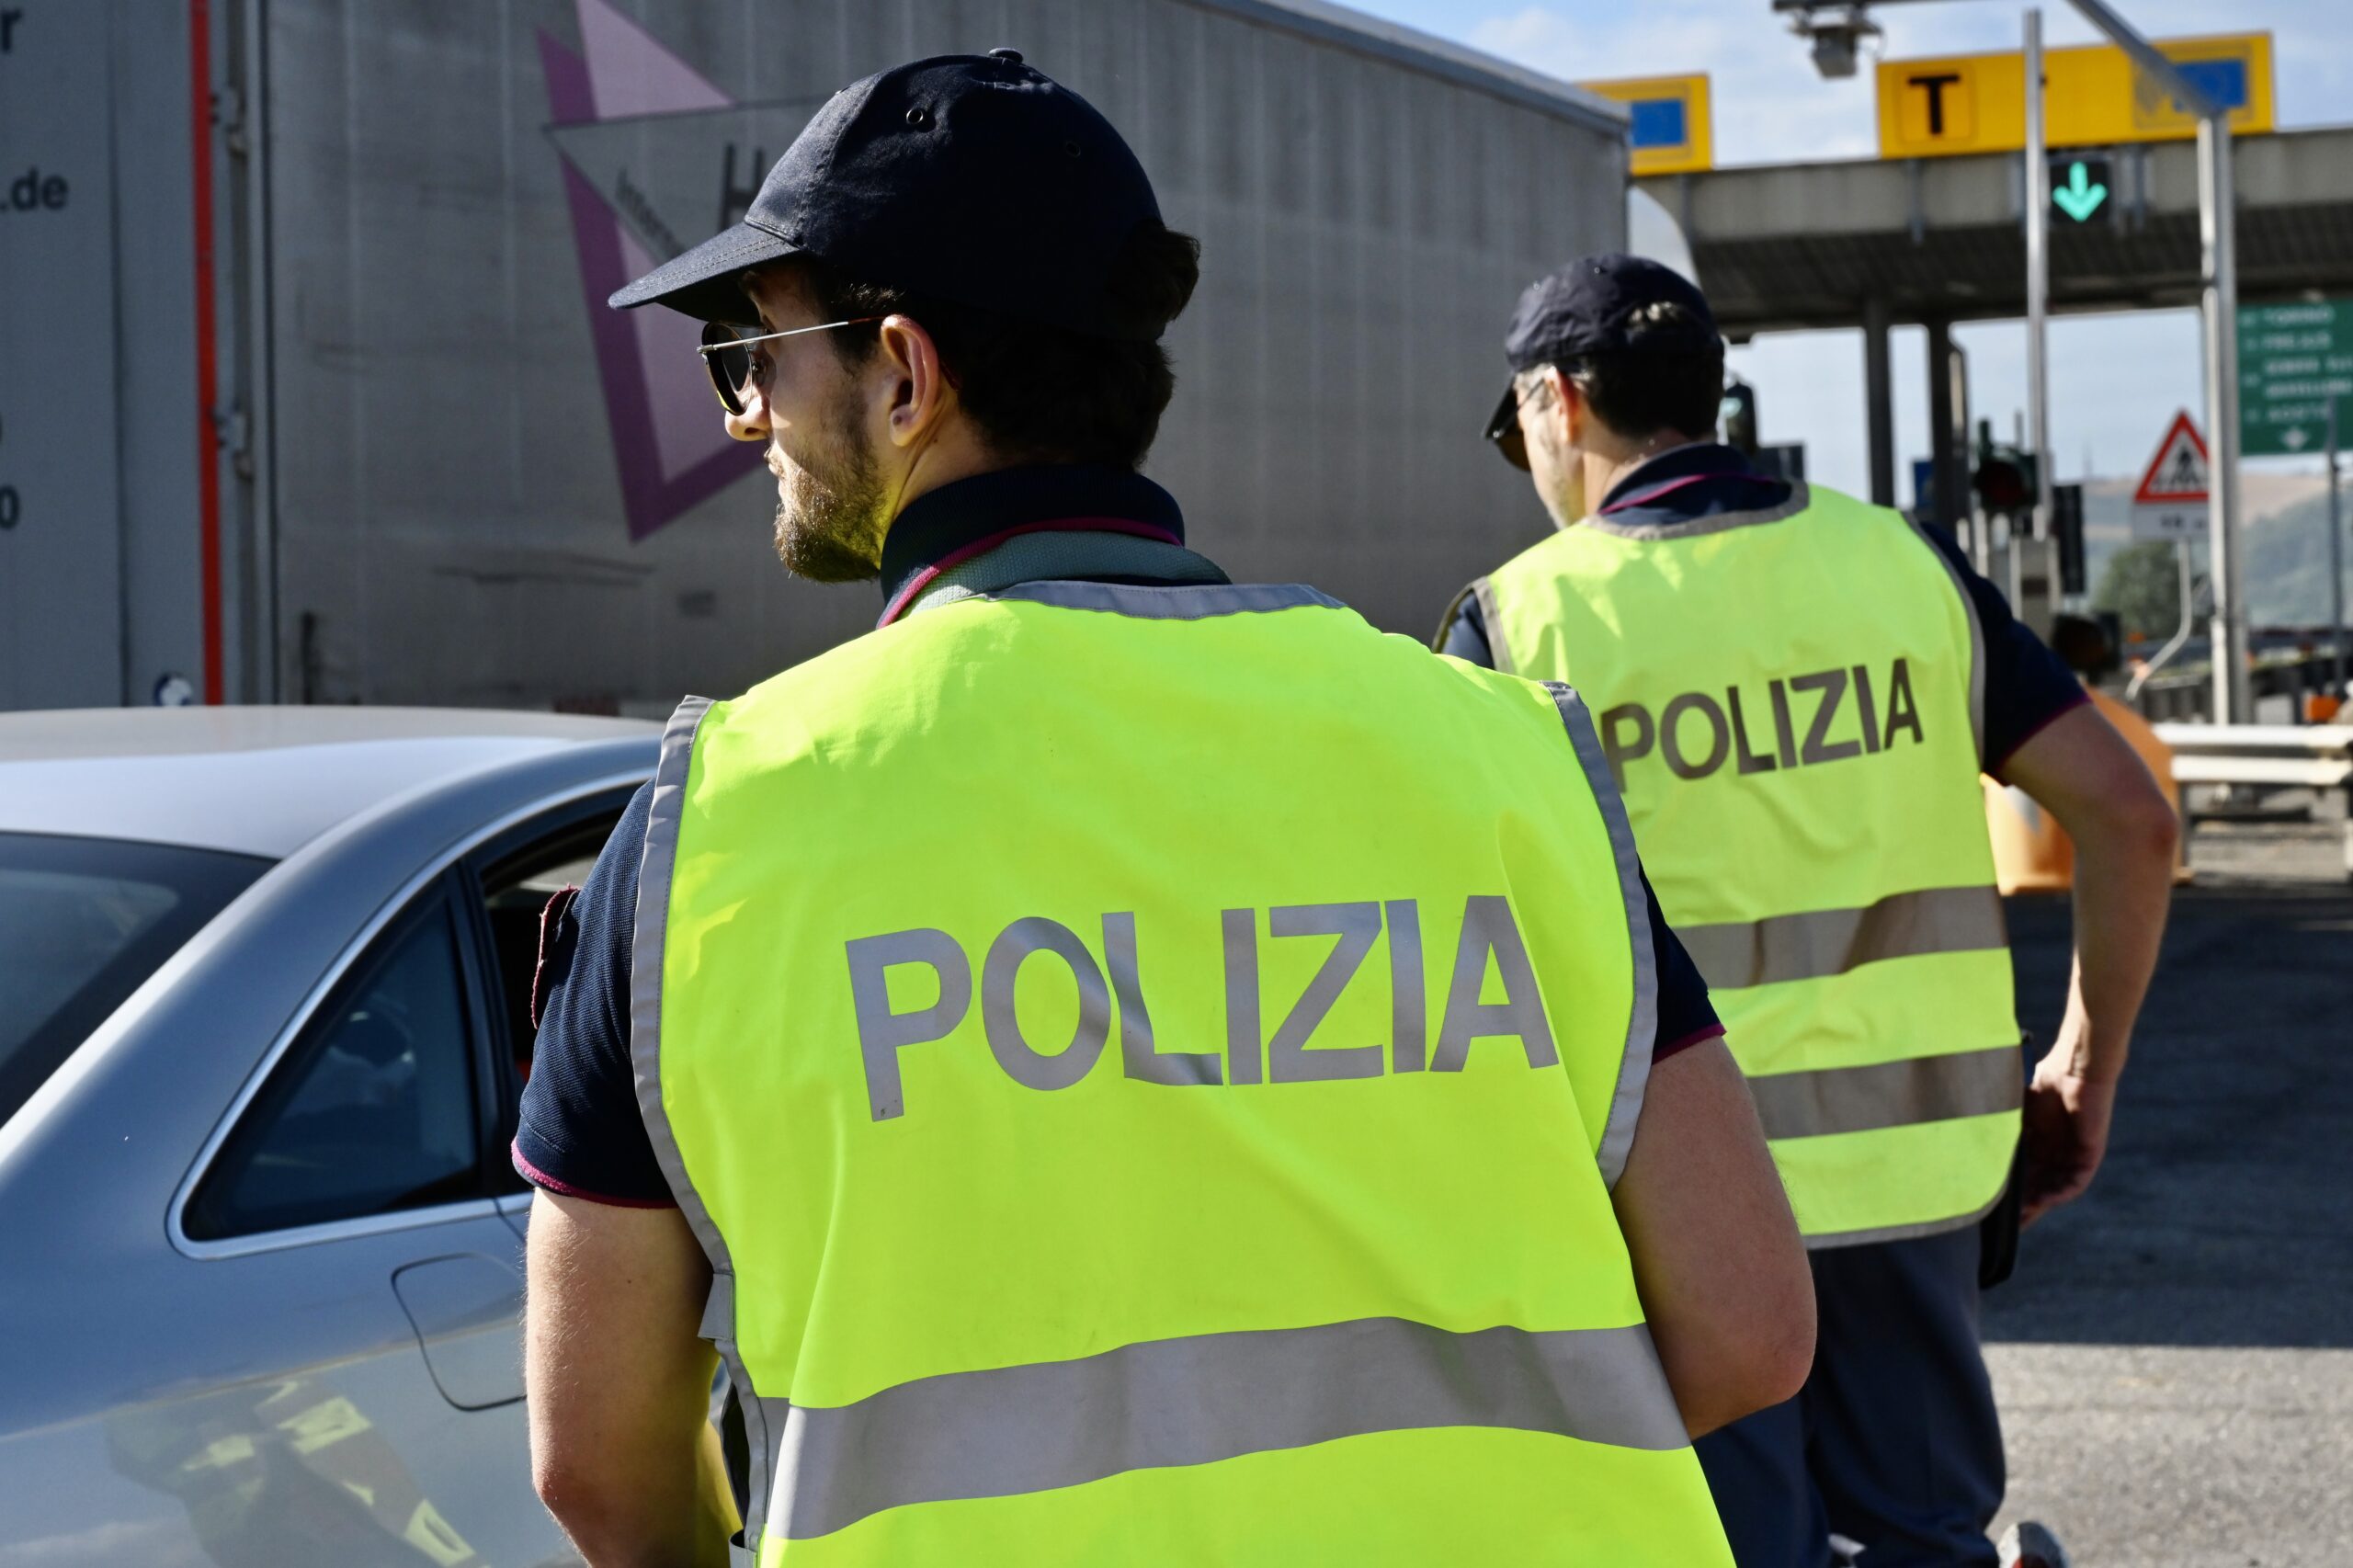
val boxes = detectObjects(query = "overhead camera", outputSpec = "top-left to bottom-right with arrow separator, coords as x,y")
1779,4 -> 1883,79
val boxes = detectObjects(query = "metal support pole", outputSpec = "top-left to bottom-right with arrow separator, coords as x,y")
2060,0 -> 2245,720
2126,538 -> 2198,703
1927,317 -> 1959,530
2023,10 -> 2053,541
1956,368 -> 1984,573
2200,114 -> 2250,722
1864,298 -> 1896,506
234,0 -> 279,701
2330,398 -> 2347,700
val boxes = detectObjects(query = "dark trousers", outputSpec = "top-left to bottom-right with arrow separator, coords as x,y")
1696,1226 -> 2005,1568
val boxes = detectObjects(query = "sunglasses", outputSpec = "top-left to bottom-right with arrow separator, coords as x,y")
696,317 -> 882,416
1483,364 -> 1583,473
1483,384 -> 1532,472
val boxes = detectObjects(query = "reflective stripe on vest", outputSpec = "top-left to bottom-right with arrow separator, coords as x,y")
1478,484 -> 2022,1247
1745,1044 -> 2021,1141
636,579 -> 1731,1563
1674,885 -> 2006,989
766,1317 -> 1687,1541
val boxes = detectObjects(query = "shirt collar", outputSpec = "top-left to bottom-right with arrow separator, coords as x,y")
877,465 -> 1186,621
1597,442 -> 1755,512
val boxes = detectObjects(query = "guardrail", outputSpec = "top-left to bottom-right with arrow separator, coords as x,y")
2125,650 -> 2349,726
2132,674 -> 2211,723
2152,722 -> 2353,878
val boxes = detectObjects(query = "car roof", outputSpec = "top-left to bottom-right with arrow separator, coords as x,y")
0,707 -> 660,858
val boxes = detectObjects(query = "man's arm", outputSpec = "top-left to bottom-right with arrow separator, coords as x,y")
526,1193 -> 737,1567
1915,523 -> 2093,778
1609,1038 -> 1814,1437
1431,582 -> 1497,667
1999,702 -> 2179,1223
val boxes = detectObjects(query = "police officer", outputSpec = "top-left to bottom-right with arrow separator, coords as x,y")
1444,255 -> 2179,1568
517,61 -> 1813,1565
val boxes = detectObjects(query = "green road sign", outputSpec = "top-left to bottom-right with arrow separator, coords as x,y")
2239,301 -> 2353,456
2051,157 -> 2109,222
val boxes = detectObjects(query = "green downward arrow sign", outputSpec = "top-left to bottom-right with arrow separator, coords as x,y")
2052,160 -> 2108,222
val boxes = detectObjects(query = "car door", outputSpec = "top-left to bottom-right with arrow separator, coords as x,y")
54,797 -> 631,1568
131,876 -> 558,1568
342,796 -> 635,1557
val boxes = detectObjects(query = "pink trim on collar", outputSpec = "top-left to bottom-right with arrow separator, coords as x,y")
1599,472 -> 1783,516
876,517 -> 1185,627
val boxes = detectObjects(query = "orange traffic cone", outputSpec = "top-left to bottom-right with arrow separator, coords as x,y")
1984,687 -> 2188,892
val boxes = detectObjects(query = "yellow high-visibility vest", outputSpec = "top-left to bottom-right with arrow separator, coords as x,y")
636,578 -> 1731,1564
1475,483 -> 2022,1247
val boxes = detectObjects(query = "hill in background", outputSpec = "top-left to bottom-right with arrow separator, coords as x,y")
2083,468 -> 2349,631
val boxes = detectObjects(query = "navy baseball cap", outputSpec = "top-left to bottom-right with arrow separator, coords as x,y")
610,50 -> 1165,338
1483,254 -> 1722,465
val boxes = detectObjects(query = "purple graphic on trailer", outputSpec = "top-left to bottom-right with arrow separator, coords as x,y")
538,0 -> 768,541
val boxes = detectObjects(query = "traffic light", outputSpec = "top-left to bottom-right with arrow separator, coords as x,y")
1721,380 -> 1757,454
1971,420 -> 2039,520
1753,443 -> 1807,483
2052,483 -> 2086,594
2049,153 -> 2113,225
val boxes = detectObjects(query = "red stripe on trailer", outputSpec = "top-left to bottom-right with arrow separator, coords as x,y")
191,0 -> 222,704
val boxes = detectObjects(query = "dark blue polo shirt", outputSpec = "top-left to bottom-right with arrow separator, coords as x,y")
1435,444 -> 2088,779
517,465 -> 1723,1205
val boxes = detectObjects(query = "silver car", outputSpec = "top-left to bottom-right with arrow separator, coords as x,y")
0,708 -> 656,1567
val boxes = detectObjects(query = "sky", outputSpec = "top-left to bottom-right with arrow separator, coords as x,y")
1343,0 -> 2353,506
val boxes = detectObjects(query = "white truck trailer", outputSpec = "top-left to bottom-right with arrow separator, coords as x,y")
1,0 -> 1627,711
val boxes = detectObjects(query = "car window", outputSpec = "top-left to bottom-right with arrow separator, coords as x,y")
472,813 -> 620,1194
0,834 -> 268,1127
480,831 -> 607,1080
186,895 -> 484,1239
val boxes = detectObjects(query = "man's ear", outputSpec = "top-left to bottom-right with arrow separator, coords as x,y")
1548,365 -> 1586,449
873,314 -> 953,450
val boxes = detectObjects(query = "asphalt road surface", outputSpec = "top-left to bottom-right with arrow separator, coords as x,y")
1984,831 -> 2353,1566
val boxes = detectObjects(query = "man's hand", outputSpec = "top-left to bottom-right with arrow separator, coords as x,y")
2000,702 -> 2177,1229
2018,1054 -> 2120,1224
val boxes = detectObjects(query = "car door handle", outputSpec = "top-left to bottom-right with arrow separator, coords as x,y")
392,1254 -> 526,1410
